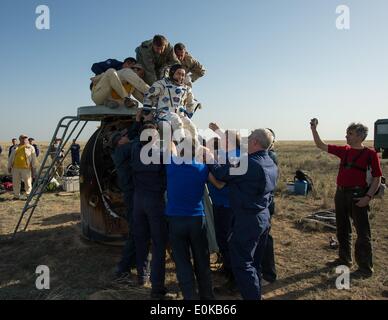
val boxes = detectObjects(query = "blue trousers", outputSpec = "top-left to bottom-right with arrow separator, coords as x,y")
133,191 -> 167,293
213,205 -> 234,274
167,216 -> 214,300
229,211 -> 270,300
262,202 -> 277,282
116,189 -> 137,273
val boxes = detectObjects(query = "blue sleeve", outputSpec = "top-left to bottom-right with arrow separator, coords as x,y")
208,162 -> 234,182
35,146 -> 40,157
127,121 -> 142,140
268,150 -> 278,166
91,59 -> 123,75
91,62 -> 105,75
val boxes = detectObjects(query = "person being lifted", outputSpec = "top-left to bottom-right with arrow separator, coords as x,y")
141,64 -> 199,142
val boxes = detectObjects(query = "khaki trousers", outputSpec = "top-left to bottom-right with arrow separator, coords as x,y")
12,168 -> 32,197
92,69 -> 128,105
91,68 -> 149,105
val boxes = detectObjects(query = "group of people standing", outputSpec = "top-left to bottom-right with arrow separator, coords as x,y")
108,110 -> 278,300
3,135 -> 81,200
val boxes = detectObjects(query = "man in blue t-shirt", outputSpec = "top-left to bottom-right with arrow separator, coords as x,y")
206,126 -> 241,289
165,138 -> 223,300
207,123 -> 241,290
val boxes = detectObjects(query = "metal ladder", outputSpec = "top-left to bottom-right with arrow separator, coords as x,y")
12,116 -> 88,239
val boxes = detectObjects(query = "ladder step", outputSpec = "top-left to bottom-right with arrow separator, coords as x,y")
25,204 -> 37,211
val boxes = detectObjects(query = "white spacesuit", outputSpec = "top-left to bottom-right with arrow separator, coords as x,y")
142,78 -> 199,141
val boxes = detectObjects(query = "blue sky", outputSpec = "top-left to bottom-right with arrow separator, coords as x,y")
0,0 -> 387,142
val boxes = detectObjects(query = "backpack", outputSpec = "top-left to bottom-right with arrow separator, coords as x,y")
65,164 -> 80,177
294,170 -> 314,194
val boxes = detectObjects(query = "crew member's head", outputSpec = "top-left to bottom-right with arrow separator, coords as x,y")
346,123 -> 368,146
248,129 -> 274,154
131,63 -> 145,79
174,43 -> 187,62
169,64 -> 185,85
152,35 -> 168,55
122,57 -> 137,69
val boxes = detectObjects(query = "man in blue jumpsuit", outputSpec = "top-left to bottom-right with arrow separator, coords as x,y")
110,131 -> 137,279
208,129 -> 278,300
127,112 -> 168,299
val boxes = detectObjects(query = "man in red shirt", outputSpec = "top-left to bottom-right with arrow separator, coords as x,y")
310,119 -> 382,278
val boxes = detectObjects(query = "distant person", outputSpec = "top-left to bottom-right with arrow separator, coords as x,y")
28,138 -> 40,157
91,64 -> 149,108
0,145 -> 2,156
135,35 -> 180,85
70,140 -> 81,165
310,119 -> 382,278
8,138 -> 17,158
7,135 -> 38,200
49,138 -> 64,178
174,43 -> 206,87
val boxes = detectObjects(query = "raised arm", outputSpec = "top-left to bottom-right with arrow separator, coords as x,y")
310,118 -> 328,152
